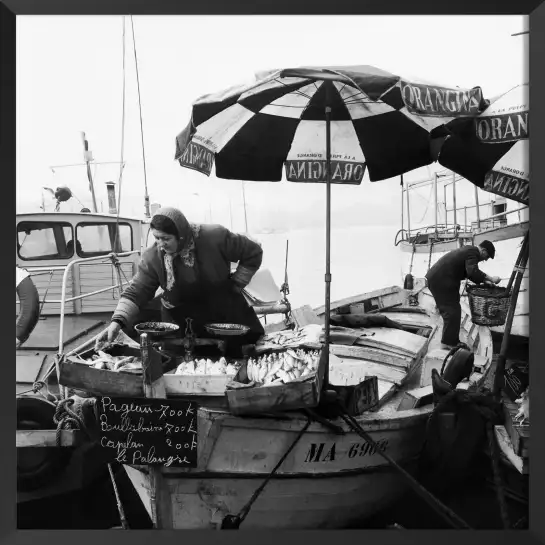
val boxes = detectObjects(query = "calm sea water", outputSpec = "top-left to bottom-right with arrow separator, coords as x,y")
256,224 -> 404,310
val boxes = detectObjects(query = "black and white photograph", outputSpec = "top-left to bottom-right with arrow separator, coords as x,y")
13,12 -> 533,532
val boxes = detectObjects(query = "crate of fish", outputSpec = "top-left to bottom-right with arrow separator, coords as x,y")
225,346 -> 326,415
61,344 -> 244,397
60,343 -> 168,397
164,356 -> 243,396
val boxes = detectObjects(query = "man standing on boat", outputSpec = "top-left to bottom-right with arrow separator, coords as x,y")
95,206 -> 264,352
425,240 -> 500,348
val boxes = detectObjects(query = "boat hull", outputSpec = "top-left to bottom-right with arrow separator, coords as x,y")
123,413 -> 428,529
125,464 -> 416,529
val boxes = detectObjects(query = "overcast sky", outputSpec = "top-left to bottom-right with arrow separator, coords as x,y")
16,15 -> 528,231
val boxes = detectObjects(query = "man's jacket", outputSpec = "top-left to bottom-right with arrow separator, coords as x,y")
425,245 -> 486,293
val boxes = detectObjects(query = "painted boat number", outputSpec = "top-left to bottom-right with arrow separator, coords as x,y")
304,440 -> 389,463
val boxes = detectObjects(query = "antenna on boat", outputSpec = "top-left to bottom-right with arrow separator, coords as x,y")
80,132 -> 99,213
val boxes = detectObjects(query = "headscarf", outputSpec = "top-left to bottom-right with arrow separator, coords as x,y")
151,207 -> 200,291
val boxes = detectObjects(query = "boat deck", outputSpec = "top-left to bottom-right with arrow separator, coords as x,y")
16,313 -> 109,395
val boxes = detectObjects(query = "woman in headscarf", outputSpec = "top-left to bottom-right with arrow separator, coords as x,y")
96,206 -> 264,350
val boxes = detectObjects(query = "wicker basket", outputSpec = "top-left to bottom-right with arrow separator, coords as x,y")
466,285 -> 511,326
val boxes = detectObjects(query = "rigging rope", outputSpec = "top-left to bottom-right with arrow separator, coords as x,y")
221,417 -> 311,529
414,181 -> 435,224
427,240 -> 434,272
130,15 -> 150,218
409,241 -> 416,275
340,410 -> 472,529
113,16 -> 127,258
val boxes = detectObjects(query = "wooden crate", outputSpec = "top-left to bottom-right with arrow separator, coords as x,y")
225,347 -> 325,415
61,345 -> 151,397
61,345 -> 239,397
163,367 -> 239,396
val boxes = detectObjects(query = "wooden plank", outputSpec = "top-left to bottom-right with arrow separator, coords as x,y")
290,305 -> 323,327
377,380 -> 398,403
329,356 -> 407,386
24,315 -> 106,350
59,360 -> 144,397
329,344 -> 412,369
397,385 -> 433,411
140,333 -> 173,530
314,285 -> 402,315
263,321 -> 289,335
353,327 -> 427,357
377,312 -> 431,328
472,355 -> 488,373
162,373 -> 235,396
16,429 -> 82,447
16,352 -> 46,384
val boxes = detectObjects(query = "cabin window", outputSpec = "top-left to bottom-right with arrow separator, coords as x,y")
17,221 -> 74,261
75,222 -> 133,257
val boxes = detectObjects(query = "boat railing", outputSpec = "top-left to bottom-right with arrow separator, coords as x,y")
57,251 -> 140,355
468,205 -> 528,232
402,188 -> 528,243
402,173 -> 528,244
395,224 -> 464,245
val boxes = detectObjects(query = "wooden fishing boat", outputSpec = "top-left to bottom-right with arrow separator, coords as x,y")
16,211 -> 146,503
15,209 -> 289,505
118,281 -> 493,529
397,171 -> 528,339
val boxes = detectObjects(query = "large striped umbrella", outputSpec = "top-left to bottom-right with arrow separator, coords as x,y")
174,65 -> 491,386
436,83 -> 529,205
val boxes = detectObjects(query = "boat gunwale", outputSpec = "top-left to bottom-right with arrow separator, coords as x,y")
125,458 -> 420,479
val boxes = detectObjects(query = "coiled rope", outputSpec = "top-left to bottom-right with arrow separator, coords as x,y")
53,397 -> 89,447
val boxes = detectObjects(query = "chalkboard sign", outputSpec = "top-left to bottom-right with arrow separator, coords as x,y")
96,396 -> 198,467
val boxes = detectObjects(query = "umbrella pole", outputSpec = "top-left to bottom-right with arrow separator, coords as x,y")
324,97 -> 332,390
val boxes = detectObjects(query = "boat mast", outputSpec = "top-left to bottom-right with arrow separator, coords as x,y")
452,171 -> 457,232
130,16 -> 151,219
228,196 -> 233,229
406,181 -> 411,240
474,186 -> 481,230
81,132 -> 99,213
241,181 -> 249,232
400,175 -> 404,235
433,173 -> 438,237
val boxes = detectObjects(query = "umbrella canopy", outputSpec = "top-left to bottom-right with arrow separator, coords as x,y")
174,65 -> 492,389
175,66 -> 490,183
436,83 -> 529,205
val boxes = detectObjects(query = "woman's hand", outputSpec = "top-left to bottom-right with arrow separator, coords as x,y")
94,322 -> 122,350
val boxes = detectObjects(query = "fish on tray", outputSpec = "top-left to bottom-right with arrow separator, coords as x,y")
174,357 -> 240,376
86,351 -> 143,373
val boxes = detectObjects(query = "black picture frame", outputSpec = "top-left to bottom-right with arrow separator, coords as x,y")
3,2 -> 544,545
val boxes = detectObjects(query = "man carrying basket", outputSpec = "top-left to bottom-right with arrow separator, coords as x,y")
425,240 -> 500,348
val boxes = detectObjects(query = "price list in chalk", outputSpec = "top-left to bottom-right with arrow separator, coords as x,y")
97,396 -> 198,467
